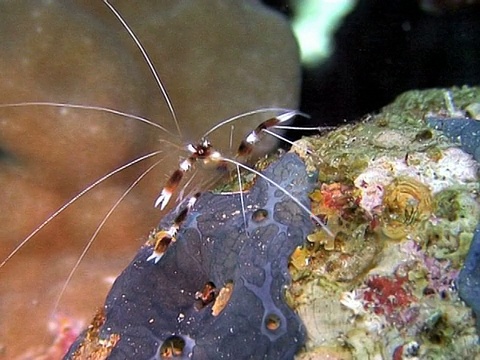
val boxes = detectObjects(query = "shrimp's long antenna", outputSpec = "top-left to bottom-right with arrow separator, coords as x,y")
51,158 -> 163,319
0,102 -> 174,136
262,128 -> 314,155
236,164 -> 248,234
274,125 -> 334,131
202,108 -> 309,138
103,0 -> 181,138
219,156 -> 334,237
0,150 -> 163,269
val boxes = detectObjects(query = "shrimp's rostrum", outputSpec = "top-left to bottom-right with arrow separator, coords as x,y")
0,0 -> 303,357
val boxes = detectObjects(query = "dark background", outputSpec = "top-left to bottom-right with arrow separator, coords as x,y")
263,0 -> 480,128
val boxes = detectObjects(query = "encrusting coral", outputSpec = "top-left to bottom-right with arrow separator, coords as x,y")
291,86 -> 480,359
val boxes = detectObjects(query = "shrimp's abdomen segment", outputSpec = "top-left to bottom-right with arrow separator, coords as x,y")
66,153 -> 312,359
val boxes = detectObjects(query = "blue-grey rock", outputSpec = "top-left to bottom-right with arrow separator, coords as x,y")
64,153 -> 312,359
426,116 -> 480,161
458,225 -> 480,329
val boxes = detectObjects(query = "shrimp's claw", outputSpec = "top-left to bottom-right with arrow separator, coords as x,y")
148,193 -> 199,263
146,251 -> 164,264
155,168 -> 185,209
147,230 -> 174,263
154,190 -> 172,210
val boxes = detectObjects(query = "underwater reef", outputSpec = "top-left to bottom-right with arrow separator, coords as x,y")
290,86 -> 480,359
59,86 -> 480,359
65,153 -> 312,359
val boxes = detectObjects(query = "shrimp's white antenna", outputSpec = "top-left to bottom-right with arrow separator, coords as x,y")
50,158 -> 163,319
0,102 -> 174,136
0,150 -> 163,269
262,128 -> 314,155
219,156 -> 334,237
236,164 -> 248,235
103,0 -> 181,137
202,108 -> 309,139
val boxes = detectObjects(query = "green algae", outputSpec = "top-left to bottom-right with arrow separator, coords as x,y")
426,189 -> 480,266
301,87 -> 479,179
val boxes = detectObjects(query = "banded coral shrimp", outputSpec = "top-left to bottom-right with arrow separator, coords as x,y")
0,1 -> 329,358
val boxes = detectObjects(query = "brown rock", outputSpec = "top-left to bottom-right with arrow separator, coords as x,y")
0,0 -> 300,357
